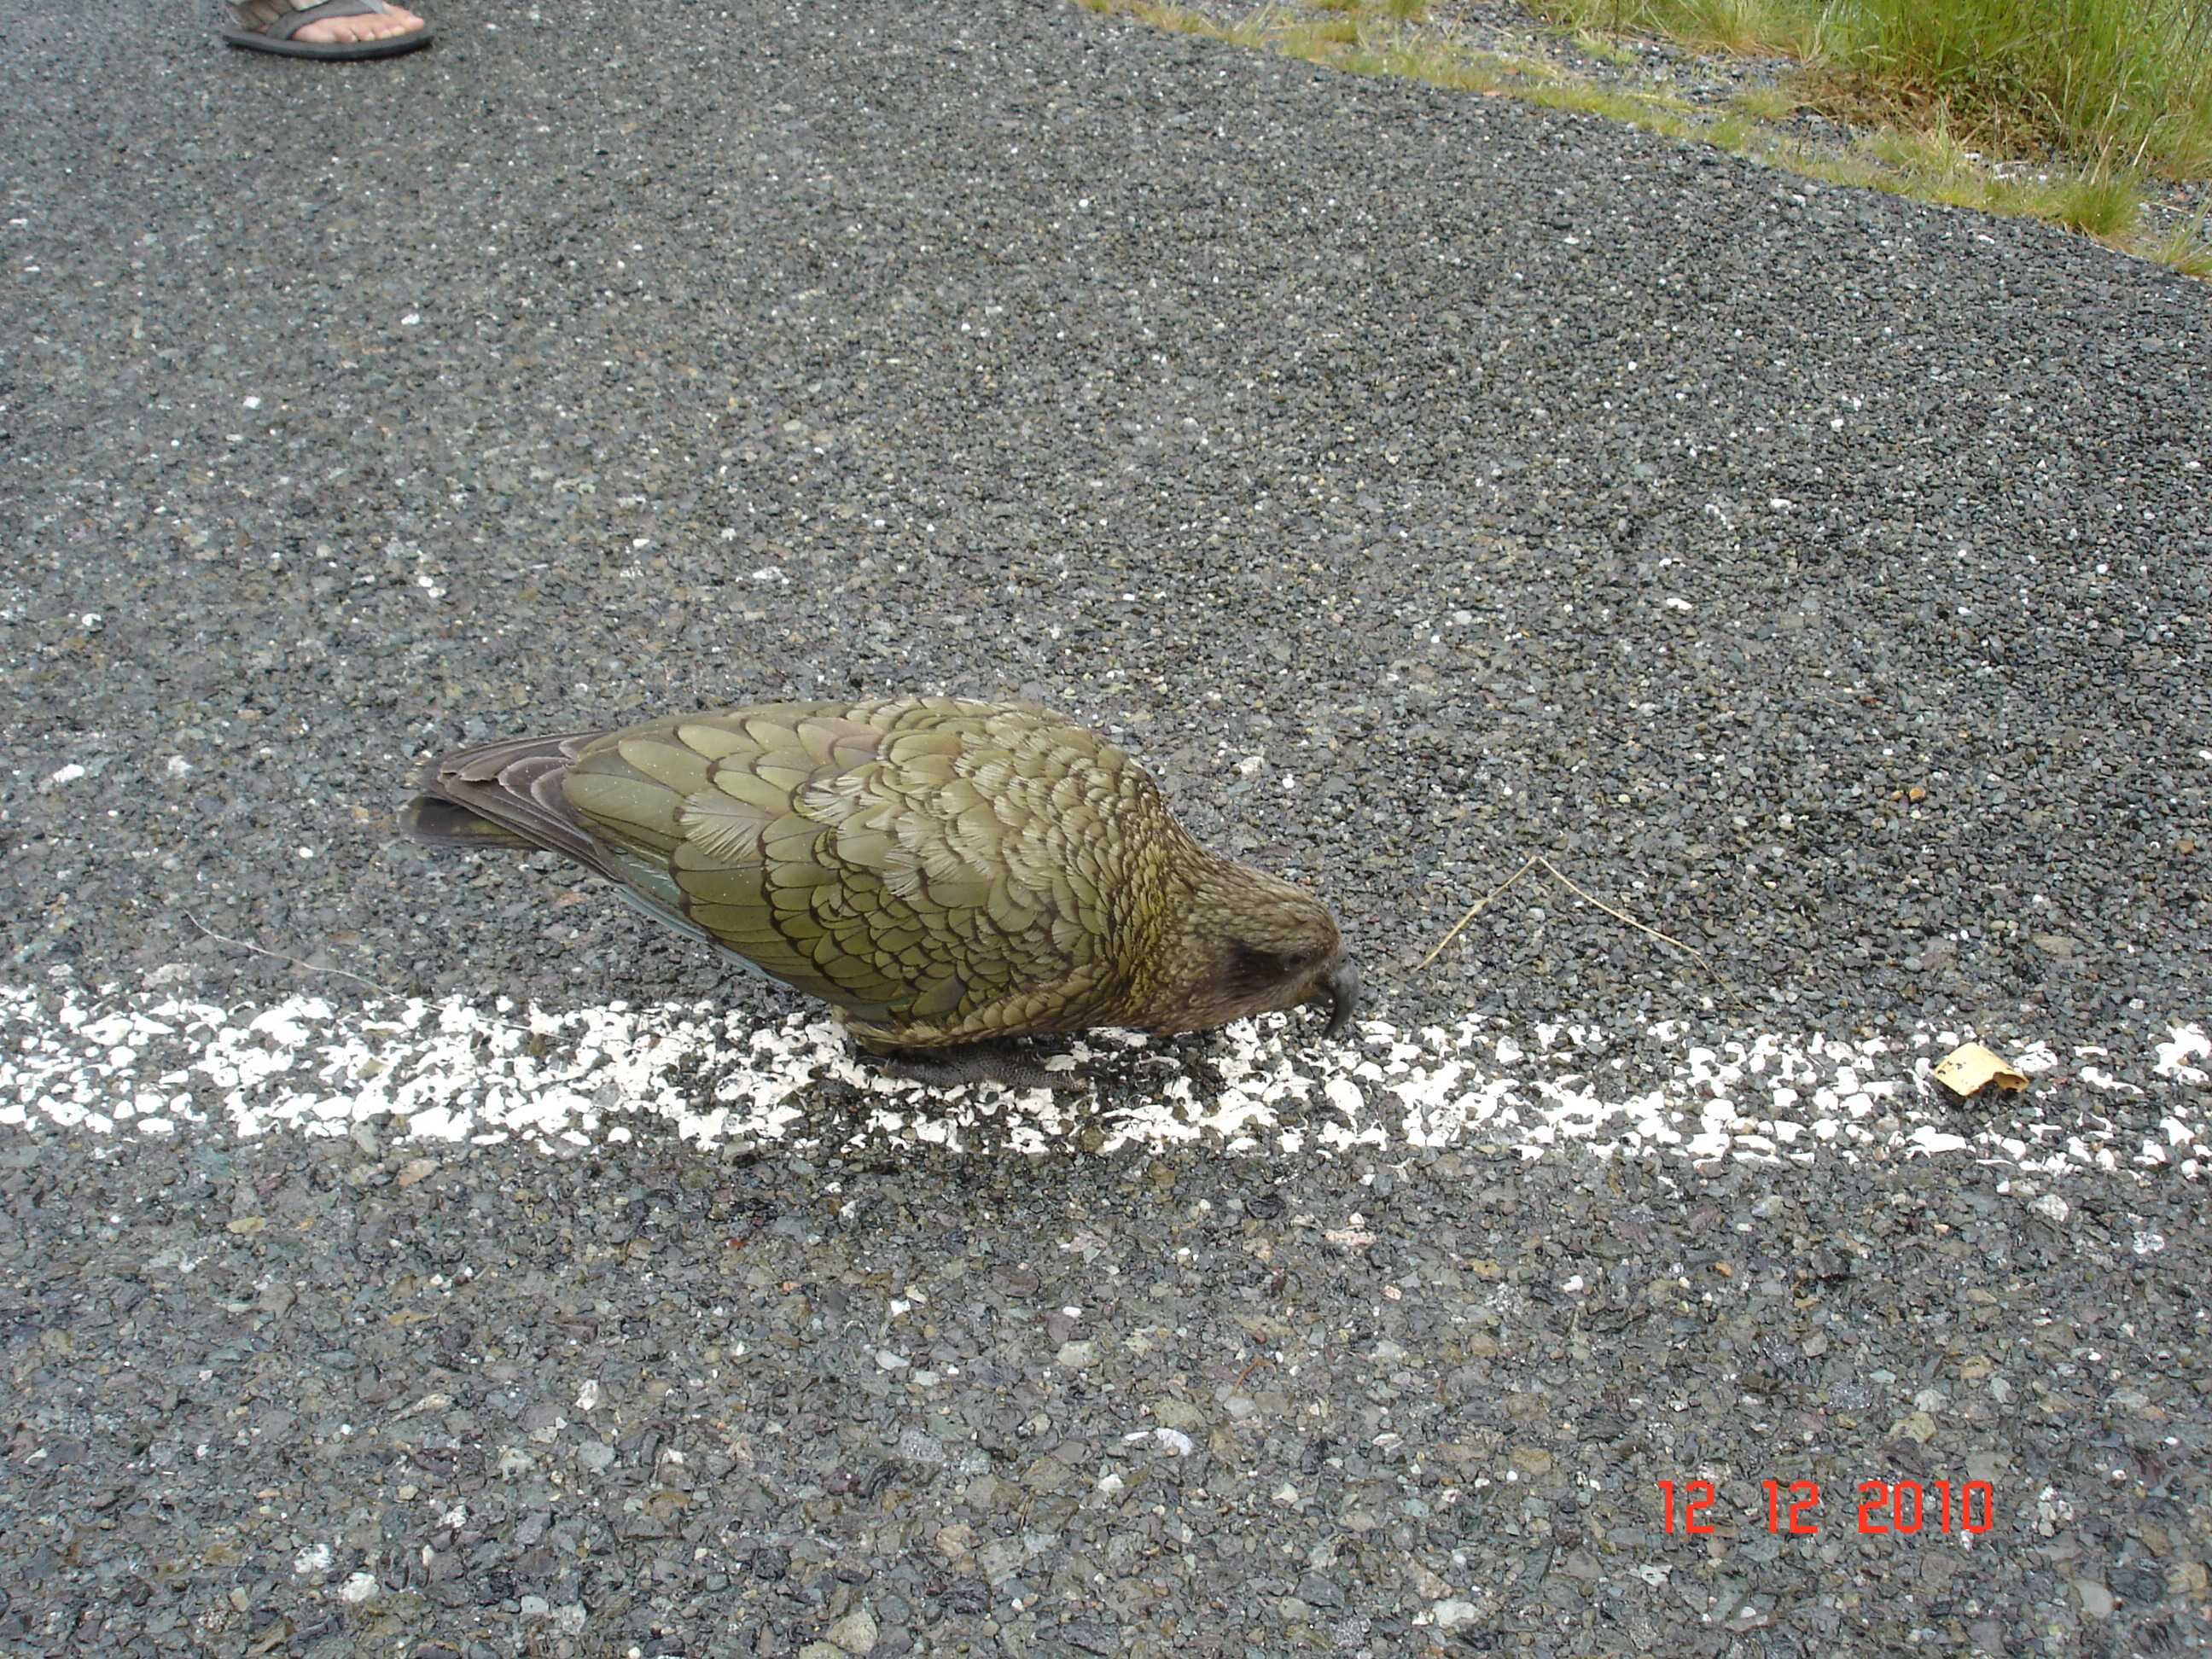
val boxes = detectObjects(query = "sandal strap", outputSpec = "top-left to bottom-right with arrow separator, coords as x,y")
227,0 -> 395,41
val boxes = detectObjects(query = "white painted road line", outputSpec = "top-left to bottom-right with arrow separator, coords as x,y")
1,984 -> 2206,1175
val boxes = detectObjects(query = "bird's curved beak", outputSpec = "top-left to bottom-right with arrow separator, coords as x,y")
1318,958 -> 1360,1041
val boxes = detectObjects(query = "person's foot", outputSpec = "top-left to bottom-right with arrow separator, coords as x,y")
224,0 -> 432,55
289,1 -> 422,44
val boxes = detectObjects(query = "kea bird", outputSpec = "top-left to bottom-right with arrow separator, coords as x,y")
400,696 -> 1357,1089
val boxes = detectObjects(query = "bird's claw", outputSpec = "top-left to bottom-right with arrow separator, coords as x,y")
869,1045 -> 1081,1095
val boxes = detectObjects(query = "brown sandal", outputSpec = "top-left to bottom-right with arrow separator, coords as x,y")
223,0 -> 433,60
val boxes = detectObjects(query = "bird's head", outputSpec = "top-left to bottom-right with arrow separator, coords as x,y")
1143,858 -> 1359,1041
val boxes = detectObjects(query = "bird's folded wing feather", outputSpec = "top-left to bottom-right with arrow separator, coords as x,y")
560,701 -> 1110,1038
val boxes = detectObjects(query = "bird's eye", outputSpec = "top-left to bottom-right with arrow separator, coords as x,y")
1227,944 -> 1295,991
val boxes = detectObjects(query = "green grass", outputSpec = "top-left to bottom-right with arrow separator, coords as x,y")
1820,0 -> 2212,178
1825,118 -> 2138,230
1289,14 -> 1361,46
2039,163 -> 2145,235
1705,110 -> 1757,147
1572,27 -> 1644,65
1535,0 -> 2212,179
1537,0 -> 1825,56
1730,83 -> 1802,119
1078,0 -> 2210,276
1859,112 -> 1979,177
2145,207 -> 2212,273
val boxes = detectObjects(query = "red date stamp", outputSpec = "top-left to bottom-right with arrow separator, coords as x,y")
1658,1479 -> 1996,1536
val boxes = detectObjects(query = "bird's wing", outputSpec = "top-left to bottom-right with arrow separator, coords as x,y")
560,701 -> 1114,1038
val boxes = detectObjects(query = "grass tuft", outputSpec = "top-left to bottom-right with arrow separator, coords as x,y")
1707,112 -> 1755,148
1293,15 -> 1360,46
1534,0 -> 1825,57
1860,114 -> 1977,178
1572,28 -> 1644,66
2147,209 -> 2212,275
2038,165 -> 2145,237
1730,83 -> 1801,119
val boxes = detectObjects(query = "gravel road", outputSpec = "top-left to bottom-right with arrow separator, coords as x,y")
3,0 -> 2209,1651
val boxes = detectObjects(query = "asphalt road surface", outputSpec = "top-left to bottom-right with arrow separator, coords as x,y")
3,0 -> 2209,1653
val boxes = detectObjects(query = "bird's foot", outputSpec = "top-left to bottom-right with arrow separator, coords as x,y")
867,1044 -> 1080,1094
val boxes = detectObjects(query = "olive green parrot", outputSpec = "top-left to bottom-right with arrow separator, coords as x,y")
400,696 -> 1357,1089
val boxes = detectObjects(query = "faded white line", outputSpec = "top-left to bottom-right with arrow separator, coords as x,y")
0,984 -> 2206,1176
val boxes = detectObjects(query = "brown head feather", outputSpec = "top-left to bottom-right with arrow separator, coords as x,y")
1120,855 -> 1348,1038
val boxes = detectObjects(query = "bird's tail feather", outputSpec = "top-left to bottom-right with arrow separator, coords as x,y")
399,729 -> 608,874
396,795 -> 541,850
